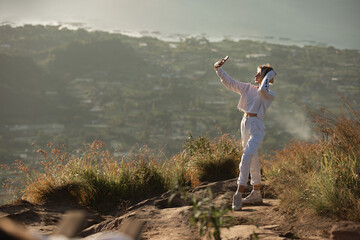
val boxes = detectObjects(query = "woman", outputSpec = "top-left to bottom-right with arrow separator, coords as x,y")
214,57 -> 276,211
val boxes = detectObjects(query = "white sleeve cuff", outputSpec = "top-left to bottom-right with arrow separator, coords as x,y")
265,70 -> 276,80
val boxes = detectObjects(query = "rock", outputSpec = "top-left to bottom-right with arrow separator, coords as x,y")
154,193 -> 188,209
330,221 -> 360,240
79,216 -> 127,237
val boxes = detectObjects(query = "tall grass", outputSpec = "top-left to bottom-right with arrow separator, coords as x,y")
171,133 -> 242,187
4,141 -> 168,212
3,134 -> 242,212
265,106 -> 360,220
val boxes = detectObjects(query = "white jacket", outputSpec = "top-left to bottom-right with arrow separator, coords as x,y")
216,68 -> 275,120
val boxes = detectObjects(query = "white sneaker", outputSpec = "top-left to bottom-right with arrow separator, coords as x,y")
242,190 -> 263,204
232,193 -> 242,211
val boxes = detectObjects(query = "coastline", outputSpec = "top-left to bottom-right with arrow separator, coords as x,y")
1,21 -> 358,51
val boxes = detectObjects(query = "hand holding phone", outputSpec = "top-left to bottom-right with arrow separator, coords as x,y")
214,56 -> 229,70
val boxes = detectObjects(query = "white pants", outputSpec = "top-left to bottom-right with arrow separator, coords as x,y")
237,116 -> 265,186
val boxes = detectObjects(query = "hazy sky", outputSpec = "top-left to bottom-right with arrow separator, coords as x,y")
1,0 -> 359,49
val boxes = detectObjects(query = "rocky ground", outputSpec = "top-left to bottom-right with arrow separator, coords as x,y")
0,179 -> 358,240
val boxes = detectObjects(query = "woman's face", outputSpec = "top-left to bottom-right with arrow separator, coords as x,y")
254,67 -> 264,84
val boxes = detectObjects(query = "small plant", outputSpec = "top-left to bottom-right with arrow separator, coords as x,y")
171,187 -> 231,240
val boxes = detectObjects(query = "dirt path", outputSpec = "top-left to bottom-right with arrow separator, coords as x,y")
0,179 -> 337,239
78,179 -> 333,239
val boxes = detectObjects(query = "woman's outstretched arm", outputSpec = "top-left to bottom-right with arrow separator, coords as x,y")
214,58 -> 249,95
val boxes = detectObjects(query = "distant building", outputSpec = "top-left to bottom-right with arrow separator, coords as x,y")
245,53 -> 267,58
1,43 -> 11,48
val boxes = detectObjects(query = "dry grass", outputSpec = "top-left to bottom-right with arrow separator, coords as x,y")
265,105 -> 360,220
171,133 -> 242,187
4,141 -> 169,212
3,134 -> 242,212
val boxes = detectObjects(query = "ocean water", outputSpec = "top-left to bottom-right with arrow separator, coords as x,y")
1,0 -> 359,49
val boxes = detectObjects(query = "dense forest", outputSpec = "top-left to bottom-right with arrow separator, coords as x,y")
0,24 -> 359,170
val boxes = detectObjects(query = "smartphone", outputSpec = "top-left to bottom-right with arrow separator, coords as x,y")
223,56 -> 229,61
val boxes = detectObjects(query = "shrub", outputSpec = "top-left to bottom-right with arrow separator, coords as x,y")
3,132 -> 244,213
173,133 -> 242,187
266,106 -> 360,220
309,149 -> 360,220
4,141 -> 169,212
